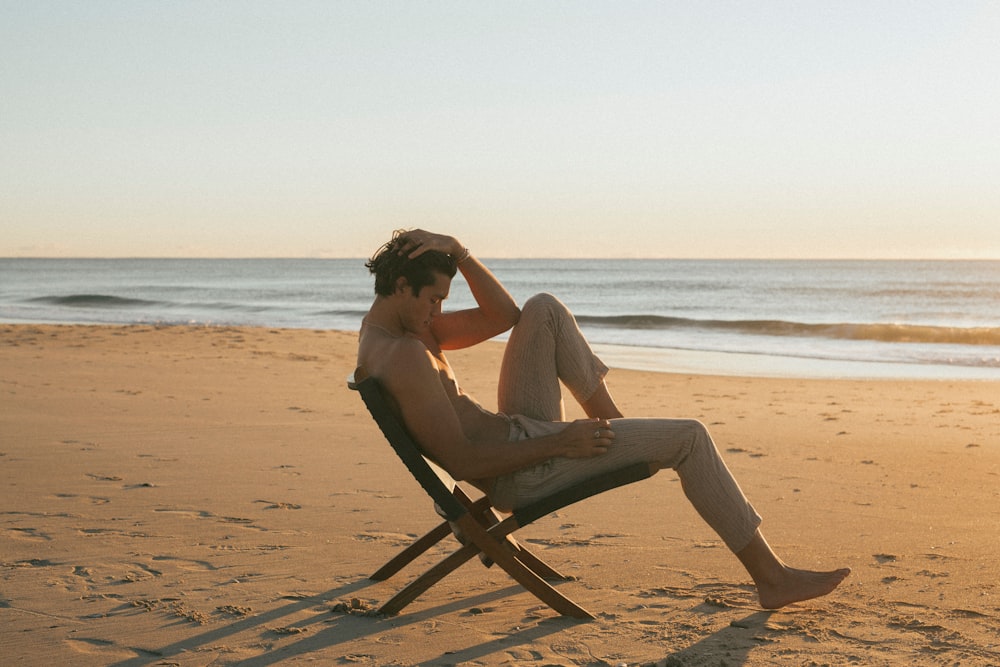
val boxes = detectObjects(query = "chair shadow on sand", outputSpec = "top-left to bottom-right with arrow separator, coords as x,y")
107,577 -> 572,667
109,572 -> 772,667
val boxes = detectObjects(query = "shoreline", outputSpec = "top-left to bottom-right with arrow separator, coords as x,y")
592,342 -> 1000,381
2,323 -> 999,665
4,320 -> 997,381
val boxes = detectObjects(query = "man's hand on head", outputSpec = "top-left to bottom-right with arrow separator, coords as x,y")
396,230 -> 463,260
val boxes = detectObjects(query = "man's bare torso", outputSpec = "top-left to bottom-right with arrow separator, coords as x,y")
357,323 -> 510,446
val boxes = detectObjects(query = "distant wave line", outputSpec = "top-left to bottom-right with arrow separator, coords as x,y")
575,314 -> 1000,347
26,294 -> 163,308
24,294 -> 374,321
25,294 -> 275,313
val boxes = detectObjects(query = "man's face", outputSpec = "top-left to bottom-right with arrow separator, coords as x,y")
399,272 -> 451,334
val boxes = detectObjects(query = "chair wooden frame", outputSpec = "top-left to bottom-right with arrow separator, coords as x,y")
349,367 -> 654,619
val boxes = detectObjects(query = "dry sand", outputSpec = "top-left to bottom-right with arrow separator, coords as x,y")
2,324 -> 998,666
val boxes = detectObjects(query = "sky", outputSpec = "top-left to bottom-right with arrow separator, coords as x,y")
2,1 -> 999,259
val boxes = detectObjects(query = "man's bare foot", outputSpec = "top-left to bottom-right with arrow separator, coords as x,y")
755,565 -> 851,609
735,531 -> 850,609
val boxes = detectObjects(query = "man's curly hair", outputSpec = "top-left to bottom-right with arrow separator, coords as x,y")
366,229 -> 458,297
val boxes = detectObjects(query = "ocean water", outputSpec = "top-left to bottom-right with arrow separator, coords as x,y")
1,257 -> 998,380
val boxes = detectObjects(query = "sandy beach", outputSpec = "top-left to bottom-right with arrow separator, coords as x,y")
2,323 -> 998,666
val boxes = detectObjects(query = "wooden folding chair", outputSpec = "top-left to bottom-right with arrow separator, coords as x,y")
348,367 -> 655,619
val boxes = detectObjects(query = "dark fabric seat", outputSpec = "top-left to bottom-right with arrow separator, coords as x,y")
349,367 -> 654,619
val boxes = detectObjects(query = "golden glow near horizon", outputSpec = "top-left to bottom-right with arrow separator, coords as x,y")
2,2 -> 999,259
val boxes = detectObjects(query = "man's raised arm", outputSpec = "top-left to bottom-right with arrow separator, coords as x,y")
396,229 -> 520,350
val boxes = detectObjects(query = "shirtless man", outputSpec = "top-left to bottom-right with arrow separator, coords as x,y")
356,228 -> 850,609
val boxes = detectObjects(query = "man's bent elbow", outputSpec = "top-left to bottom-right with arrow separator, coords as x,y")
502,305 -> 521,330
445,453 -> 492,483
484,305 -> 520,339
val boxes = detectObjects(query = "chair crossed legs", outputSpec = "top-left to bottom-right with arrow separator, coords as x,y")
349,367 -> 654,619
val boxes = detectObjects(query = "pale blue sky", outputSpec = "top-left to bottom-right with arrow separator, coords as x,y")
2,1 -> 998,258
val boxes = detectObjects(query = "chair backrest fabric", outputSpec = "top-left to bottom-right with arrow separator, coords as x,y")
350,371 -> 468,521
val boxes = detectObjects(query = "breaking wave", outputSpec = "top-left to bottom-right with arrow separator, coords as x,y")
576,314 -> 1000,347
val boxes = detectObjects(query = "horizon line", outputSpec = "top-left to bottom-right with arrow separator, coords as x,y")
2,255 -> 999,262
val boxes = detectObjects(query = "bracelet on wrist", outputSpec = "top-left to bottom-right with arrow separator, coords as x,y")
454,247 -> 471,265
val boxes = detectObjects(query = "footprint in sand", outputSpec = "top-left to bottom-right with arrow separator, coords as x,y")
65,638 -> 148,660
51,492 -> 111,505
5,527 -> 51,541
727,447 -> 767,458
86,473 -> 124,481
76,527 -> 151,539
153,508 -> 267,531
2,558 -> 59,568
255,499 -> 302,510
353,532 -> 418,547
150,555 -> 218,572
153,508 -> 213,519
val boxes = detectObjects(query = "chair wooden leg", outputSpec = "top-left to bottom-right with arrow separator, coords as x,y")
454,514 -> 594,619
377,515 -> 593,619
370,520 -> 452,581
452,486 -> 488,510
374,486 -> 589,618
501,538 -> 569,581
479,506 -> 571,581
377,541 -> 481,616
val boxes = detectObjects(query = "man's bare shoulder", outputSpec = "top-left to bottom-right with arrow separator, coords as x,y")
359,333 -> 438,390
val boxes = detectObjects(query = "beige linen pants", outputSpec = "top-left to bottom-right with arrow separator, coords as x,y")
491,293 -> 762,553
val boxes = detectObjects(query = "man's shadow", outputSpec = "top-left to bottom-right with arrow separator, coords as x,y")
237,584 -> 574,667
107,578 -> 371,666
108,578 -> 569,667
660,608 -> 775,667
